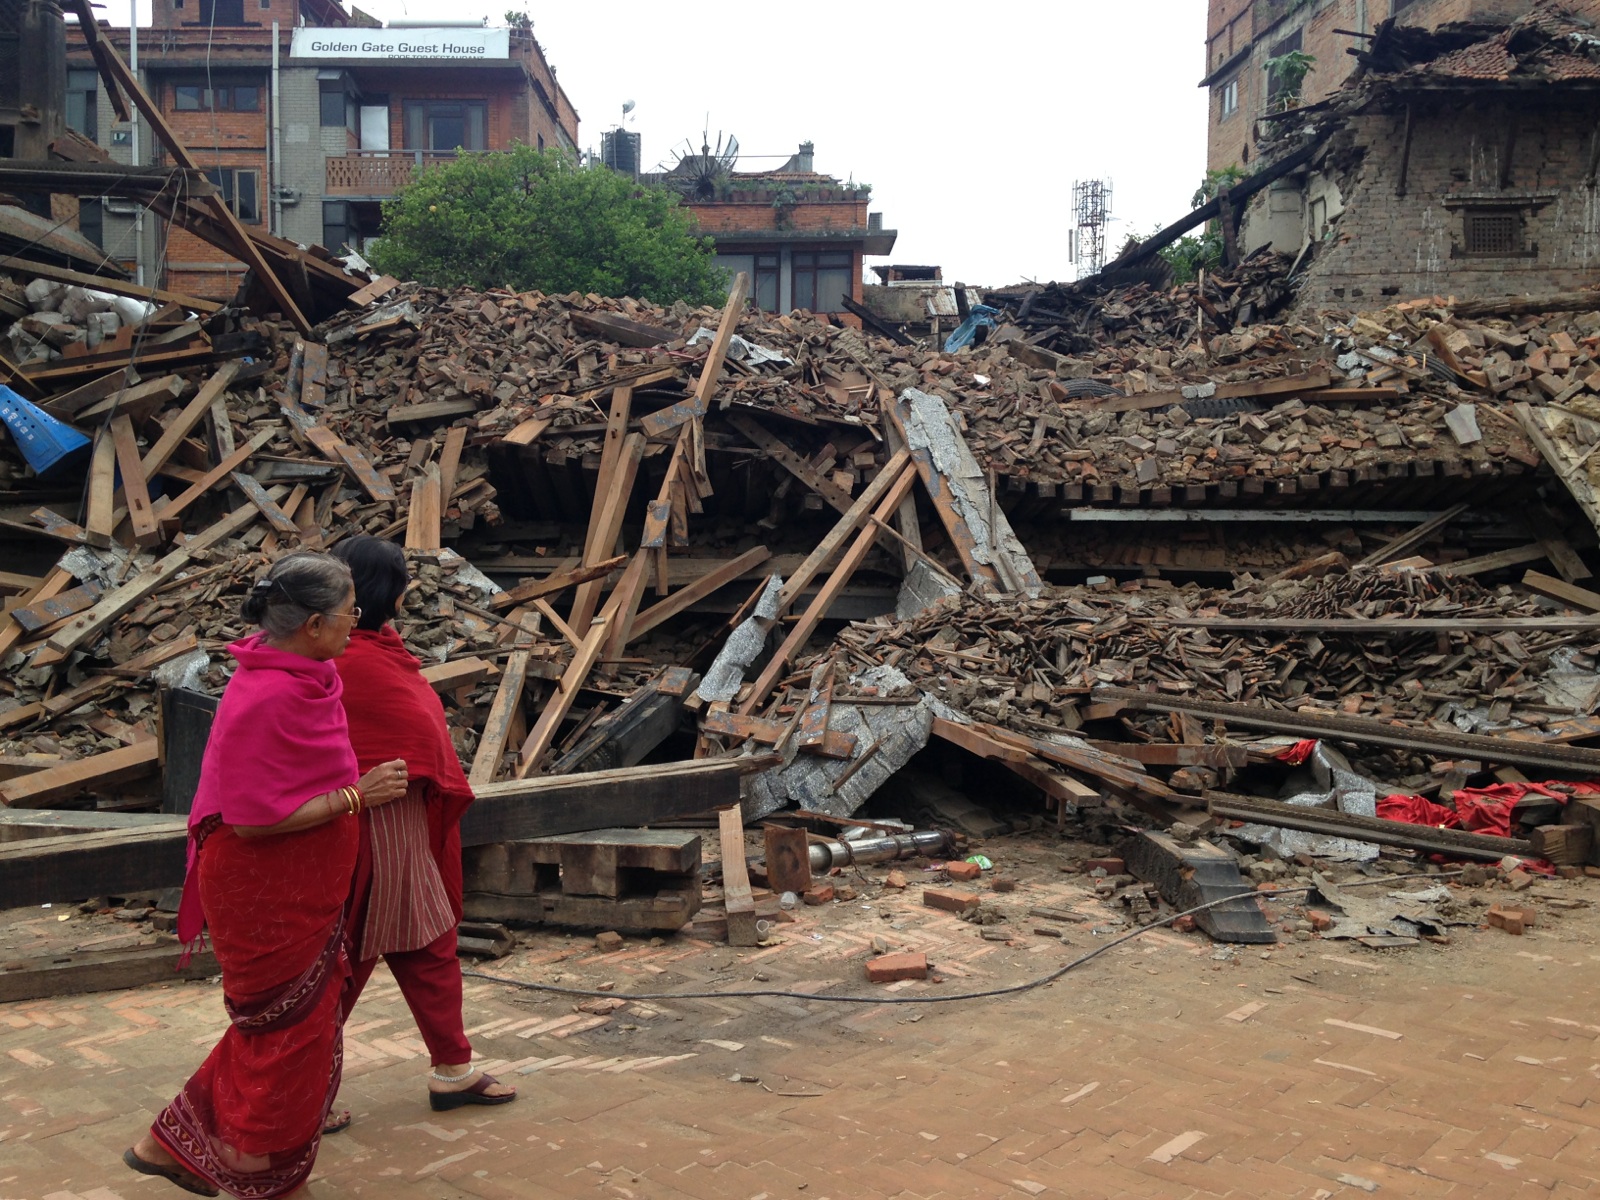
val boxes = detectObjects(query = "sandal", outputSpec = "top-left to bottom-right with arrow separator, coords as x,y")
427,1069 -> 517,1112
123,1147 -> 220,1197
323,1108 -> 352,1136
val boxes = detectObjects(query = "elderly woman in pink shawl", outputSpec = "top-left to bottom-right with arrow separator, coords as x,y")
123,552 -> 408,1199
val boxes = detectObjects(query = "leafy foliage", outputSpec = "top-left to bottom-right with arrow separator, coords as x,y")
369,146 -> 728,307
1157,167 -> 1250,284
1264,50 -> 1316,109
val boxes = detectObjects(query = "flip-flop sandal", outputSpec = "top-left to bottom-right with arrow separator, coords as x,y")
123,1147 -> 221,1197
323,1108 -> 353,1136
428,1071 -> 517,1112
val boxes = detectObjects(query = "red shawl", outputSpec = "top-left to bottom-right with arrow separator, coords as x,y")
177,635 -> 359,948
335,627 -> 475,900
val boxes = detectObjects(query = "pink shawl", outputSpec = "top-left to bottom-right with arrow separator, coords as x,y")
176,634 -> 360,948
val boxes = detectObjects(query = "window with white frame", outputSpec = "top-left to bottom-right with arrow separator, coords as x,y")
1220,77 -> 1239,118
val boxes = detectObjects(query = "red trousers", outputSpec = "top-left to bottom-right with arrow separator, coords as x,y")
341,928 -> 472,1066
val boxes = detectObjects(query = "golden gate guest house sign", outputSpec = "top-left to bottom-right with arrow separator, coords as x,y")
290,27 -> 511,60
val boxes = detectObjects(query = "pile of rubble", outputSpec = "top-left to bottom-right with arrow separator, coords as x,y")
7,246 -> 1600,960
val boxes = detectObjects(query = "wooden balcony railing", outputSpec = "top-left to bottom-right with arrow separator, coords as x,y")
324,151 -> 457,197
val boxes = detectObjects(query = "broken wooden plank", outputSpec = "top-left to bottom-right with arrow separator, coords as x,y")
1163,616 -> 1600,632
727,413 -> 854,513
139,361 -> 239,480
777,450 -> 913,612
8,580 -> 101,634
37,551 -> 193,664
1522,569 -> 1600,613
83,424 -> 116,548
550,668 -> 698,775
0,943 -> 222,1005
469,647 -> 530,786
490,555 -> 628,610
47,373 -> 182,422
1123,830 -> 1275,943
278,399 -> 395,503
638,272 -> 749,437
738,467 -> 917,714
109,414 -> 160,547
0,254 -> 223,313
0,741 -> 160,808
628,546 -> 771,640
404,463 -> 443,552
419,656 -> 494,693
1436,544 -> 1547,578
1356,502 -> 1470,568
569,309 -> 674,348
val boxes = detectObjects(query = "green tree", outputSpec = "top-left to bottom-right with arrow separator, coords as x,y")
369,146 -> 728,306
1157,167 -> 1249,284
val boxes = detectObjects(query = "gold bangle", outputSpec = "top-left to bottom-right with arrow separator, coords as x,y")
352,785 -> 366,814
343,787 -> 358,816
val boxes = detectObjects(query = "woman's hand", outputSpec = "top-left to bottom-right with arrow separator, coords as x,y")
358,759 -> 409,807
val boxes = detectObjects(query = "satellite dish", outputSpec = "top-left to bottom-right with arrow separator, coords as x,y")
622,100 -> 636,115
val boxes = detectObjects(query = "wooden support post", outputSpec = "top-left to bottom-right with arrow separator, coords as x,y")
720,805 -> 760,947
1397,103 -> 1414,197
596,550 -> 650,671
109,415 -> 160,547
84,425 -> 116,548
570,428 -> 645,635
739,467 -> 917,714
1355,502 -> 1470,567
727,413 -> 855,513
470,647 -> 530,786
881,413 -> 924,573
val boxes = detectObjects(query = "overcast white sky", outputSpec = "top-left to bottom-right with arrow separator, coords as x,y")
95,1 -> 1209,287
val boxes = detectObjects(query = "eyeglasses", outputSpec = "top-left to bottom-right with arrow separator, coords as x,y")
321,607 -> 362,625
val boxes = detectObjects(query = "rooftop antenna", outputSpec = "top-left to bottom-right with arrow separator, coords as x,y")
1071,178 -> 1113,280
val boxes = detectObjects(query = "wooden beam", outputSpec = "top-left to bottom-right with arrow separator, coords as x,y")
419,656 -> 494,693
404,463 -> 443,551
638,272 -> 749,437
152,427 -> 276,525
0,741 -> 160,808
0,943 -> 220,1005
1522,569 -> 1600,613
469,647 -> 530,786
1436,543 -> 1546,577
739,467 -> 917,714
0,568 -> 72,660
109,414 -> 160,547
65,0 -> 312,334
37,550 -> 192,664
727,413 -> 854,513
230,471 -> 302,538
1356,502 -> 1470,567
489,555 -> 628,610
0,759 -> 759,908
628,546 -> 771,640
139,361 -> 239,480
278,400 -> 395,503
719,805 -> 760,946
0,255 -> 222,313
570,419 -> 644,635
44,373 -> 182,422
778,451 -> 913,611
83,425 -> 117,547
438,425 -> 467,506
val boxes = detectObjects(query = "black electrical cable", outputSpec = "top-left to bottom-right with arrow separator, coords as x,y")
463,870 -> 1461,1007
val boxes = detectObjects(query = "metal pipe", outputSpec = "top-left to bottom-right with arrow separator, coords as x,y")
807,830 -> 948,873
130,1 -> 143,287
271,21 -> 281,237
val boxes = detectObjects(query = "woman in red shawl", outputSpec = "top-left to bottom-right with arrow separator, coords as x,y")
328,536 -> 516,1117
123,552 -> 409,1199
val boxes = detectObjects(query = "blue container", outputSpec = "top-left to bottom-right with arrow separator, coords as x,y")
0,384 -> 91,478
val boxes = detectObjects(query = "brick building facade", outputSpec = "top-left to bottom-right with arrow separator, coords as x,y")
646,142 -> 896,321
68,0 -> 578,299
1203,0 -> 1534,176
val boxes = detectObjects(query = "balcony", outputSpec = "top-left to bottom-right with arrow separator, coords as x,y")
324,151 -> 457,198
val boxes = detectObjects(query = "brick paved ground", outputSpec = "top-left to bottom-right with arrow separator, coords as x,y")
5,847 -> 1600,1199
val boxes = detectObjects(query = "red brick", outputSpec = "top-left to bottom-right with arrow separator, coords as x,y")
594,931 -> 623,951
866,952 -> 928,983
1171,915 -> 1197,933
923,888 -> 981,913
1307,909 -> 1334,932
803,883 -> 835,905
1084,857 -> 1125,875
945,861 -> 982,882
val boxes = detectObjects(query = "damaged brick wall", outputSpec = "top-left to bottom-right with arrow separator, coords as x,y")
1297,97 -> 1600,307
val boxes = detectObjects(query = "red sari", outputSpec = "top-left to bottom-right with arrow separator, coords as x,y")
156,636 -> 361,1198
